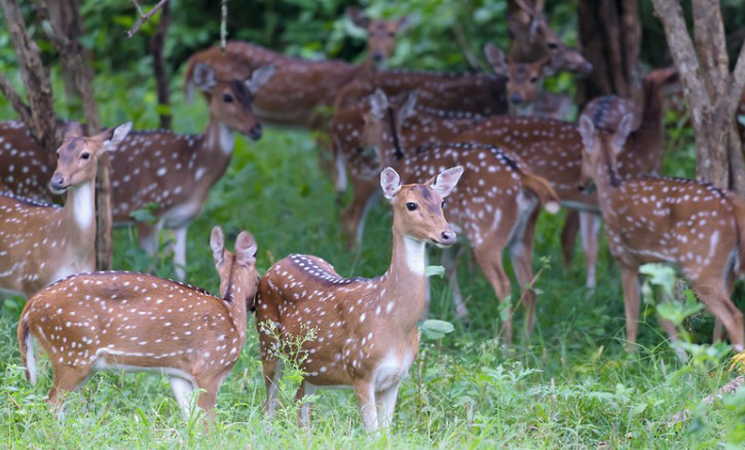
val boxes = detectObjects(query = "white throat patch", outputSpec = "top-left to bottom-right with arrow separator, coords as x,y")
72,182 -> 95,230
403,236 -> 426,275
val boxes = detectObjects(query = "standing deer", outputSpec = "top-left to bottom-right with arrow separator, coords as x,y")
257,166 -> 462,431
0,123 -> 131,298
578,114 -> 745,351
332,90 -> 561,336
0,65 -> 274,280
184,10 -> 407,129
17,226 -> 259,420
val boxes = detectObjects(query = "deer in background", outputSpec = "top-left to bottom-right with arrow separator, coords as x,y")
183,9 -> 408,129
0,65 -> 273,280
332,90 -> 561,337
483,43 -> 571,119
0,123 -> 131,298
17,226 -> 259,419
578,113 -> 745,352
257,166 -> 462,431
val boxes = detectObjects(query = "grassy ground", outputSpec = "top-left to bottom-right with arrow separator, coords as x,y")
1,79 -> 745,448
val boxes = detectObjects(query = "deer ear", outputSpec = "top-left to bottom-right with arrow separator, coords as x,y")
210,226 -> 225,265
246,65 -> 274,96
193,63 -> 217,92
612,114 -> 634,155
398,91 -> 418,123
369,89 -> 389,120
347,7 -> 370,29
578,115 -> 595,154
430,166 -> 464,198
234,231 -> 257,266
484,44 -> 508,76
380,166 -> 401,200
62,121 -> 85,139
97,122 -> 132,153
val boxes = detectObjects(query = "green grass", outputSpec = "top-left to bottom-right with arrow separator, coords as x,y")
1,76 -> 744,448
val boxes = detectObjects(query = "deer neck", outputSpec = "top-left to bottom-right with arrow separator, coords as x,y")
196,115 -> 236,185
61,179 -> 97,261
627,80 -> 666,171
591,151 -> 623,215
377,228 -> 427,333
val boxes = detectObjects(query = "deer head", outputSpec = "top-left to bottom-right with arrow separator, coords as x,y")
191,63 -> 274,141
49,122 -> 132,194
381,166 -> 461,247
348,7 -> 408,68
211,226 -> 259,310
362,89 -> 417,165
578,113 -> 635,190
484,43 -> 552,112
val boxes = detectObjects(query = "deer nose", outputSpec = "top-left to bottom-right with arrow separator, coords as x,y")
509,94 -> 524,105
440,228 -> 457,246
249,123 -> 263,140
373,53 -> 383,62
579,61 -> 593,74
49,174 -> 66,192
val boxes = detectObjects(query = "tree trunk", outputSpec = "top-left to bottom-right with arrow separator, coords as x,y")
151,0 -> 172,129
577,0 -> 642,105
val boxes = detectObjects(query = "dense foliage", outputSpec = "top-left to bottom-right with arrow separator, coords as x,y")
1,0 -> 745,447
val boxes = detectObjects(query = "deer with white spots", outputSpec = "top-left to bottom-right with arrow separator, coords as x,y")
578,113 -> 745,352
183,10 -> 407,129
256,166 -> 461,431
17,226 -> 259,420
0,66 -> 273,280
332,90 -> 560,334
0,123 -> 131,298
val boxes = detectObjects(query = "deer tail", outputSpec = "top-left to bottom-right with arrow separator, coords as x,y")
17,314 -> 36,385
519,171 -> 561,214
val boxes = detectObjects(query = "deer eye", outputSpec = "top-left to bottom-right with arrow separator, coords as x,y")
223,94 -> 234,103
81,152 -> 90,160
547,42 -> 559,50
441,201 -> 445,209
406,202 -> 417,211
530,77 -> 539,83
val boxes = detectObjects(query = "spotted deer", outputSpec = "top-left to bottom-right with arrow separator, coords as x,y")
578,114 -> 745,351
257,166 -> 462,431
17,226 -> 259,420
183,10 -> 407,129
0,65 -> 274,280
0,123 -> 131,298
332,90 -> 561,335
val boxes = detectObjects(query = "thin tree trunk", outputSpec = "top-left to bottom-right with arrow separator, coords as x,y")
151,0 -> 172,129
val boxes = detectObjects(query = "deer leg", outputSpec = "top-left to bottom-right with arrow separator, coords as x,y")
172,225 -> 188,280
194,375 -> 219,423
47,366 -> 89,408
510,208 -> 540,335
137,220 -> 164,273
474,245 -> 512,347
376,381 -> 402,428
713,271 -> 738,343
442,243 -> 468,322
263,358 -> 283,417
691,278 -> 745,352
296,380 -> 317,428
170,376 -> 196,420
560,211 -> 579,269
620,265 -> 641,352
580,212 -> 601,290
354,380 -> 378,432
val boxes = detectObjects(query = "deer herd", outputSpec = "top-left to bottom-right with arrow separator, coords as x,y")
2,0 -> 745,433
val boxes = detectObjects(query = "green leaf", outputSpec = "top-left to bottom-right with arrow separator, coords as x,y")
420,319 -> 455,340
130,203 -> 160,224
425,265 -> 445,278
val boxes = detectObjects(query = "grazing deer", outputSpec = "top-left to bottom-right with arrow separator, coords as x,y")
483,43 -> 570,118
257,166 -> 462,431
17,226 -> 259,420
183,10 -> 407,129
0,123 -> 131,298
507,0 -> 592,74
333,90 -> 561,335
0,65 -> 273,280
578,114 -> 745,351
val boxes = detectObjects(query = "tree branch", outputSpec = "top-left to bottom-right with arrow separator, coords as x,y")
126,0 -> 168,38
0,74 -> 32,124
220,0 -> 228,50
727,37 -> 745,119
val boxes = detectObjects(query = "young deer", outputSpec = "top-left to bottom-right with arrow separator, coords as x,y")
333,90 -> 561,335
483,43 -> 568,118
0,123 -> 131,298
183,10 -> 407,129
0,65 -> 273,279
17,226 -> 259,419
578,114 -> 745,351
256,166 -> 462,431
